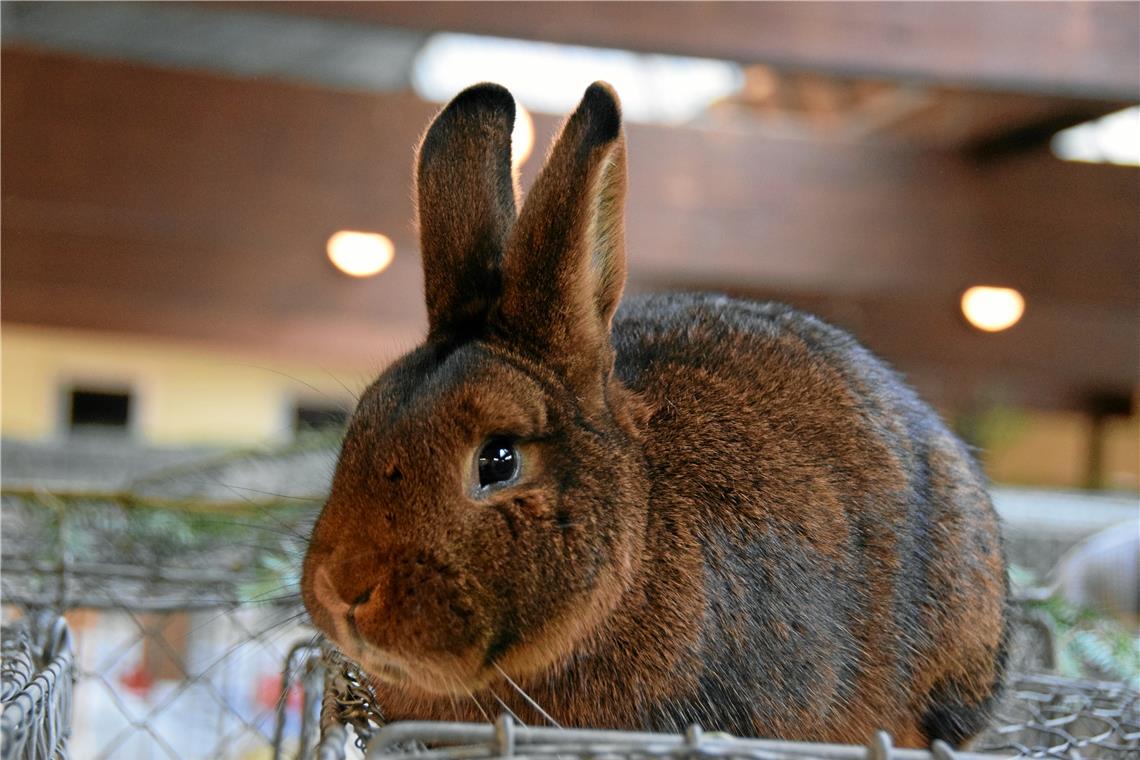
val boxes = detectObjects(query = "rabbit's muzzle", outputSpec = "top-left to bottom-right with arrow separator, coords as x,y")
306,544 -> 492,695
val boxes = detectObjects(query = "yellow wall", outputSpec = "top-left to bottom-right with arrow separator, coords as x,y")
1103,415 -> 1140,492
982,411 -> 1091,489
979,410 -> 1139,492
1,325 -> 380,446
3,324 -> 1138,491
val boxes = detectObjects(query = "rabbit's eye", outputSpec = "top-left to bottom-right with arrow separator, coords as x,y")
478,437 -> 518,488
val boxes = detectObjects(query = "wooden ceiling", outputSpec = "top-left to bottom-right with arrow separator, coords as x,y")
2,2 -> 1138,415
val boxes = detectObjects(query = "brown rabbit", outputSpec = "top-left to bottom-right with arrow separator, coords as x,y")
301,81 -> 1009,748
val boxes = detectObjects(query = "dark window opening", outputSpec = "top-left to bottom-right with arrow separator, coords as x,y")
68,388 -> 132,435
294,403 -> 349,434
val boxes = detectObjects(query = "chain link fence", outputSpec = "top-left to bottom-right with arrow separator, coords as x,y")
977,674 -> 1138,758
2,438 -> 1136,759
1,489 -> 317,758
1,438 -> 334,759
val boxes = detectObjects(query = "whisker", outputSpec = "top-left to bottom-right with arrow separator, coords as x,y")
220,364 -> 356,416
270,637 -> 323,740
212,487 -> 318,542
159,592 -> 303,630
214,485 -> 323,503
322,368 -> 363,404
494,663 -> 562,728
488,688 -> 524,726
443,671 -> 461,723
190,517 -> 311,538
242,588 -> 304,606
456,678 -> 491,724
323,545 -> 401,574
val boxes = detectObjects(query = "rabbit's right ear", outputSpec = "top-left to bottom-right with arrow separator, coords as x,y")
416,83 -> 517,339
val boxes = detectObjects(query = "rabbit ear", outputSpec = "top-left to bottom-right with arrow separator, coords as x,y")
416,83 -> 518,339
496,82 -> 627,396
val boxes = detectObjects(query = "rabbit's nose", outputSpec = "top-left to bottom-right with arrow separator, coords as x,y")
308,565 -> 351,631
316,550 -> 381,609
346,586 -> 378,638
312,562 -> 391,642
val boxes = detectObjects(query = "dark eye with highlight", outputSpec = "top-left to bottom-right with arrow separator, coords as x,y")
478,437 -> 519,488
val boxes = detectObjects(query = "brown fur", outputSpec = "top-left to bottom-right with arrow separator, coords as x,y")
301,82 -> 1009,747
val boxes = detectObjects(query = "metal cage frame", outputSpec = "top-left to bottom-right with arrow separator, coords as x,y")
1,614 -> 75,760
283,643 -> 1138,760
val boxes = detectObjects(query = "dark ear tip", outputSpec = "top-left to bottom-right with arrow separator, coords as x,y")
419,82 -> 516,169
579,81 -> 622,144
444,82 -> 516,127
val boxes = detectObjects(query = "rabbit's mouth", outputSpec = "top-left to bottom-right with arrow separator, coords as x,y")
353,648 -> 409,686
346,620 -> 483,695
348,638 -> 503,697
308,565 -> 495,695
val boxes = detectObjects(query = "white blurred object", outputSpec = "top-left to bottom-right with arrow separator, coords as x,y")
1051,520 -> 1140,629
412,33 -> 743,125
1051,106 -> 1140,167
960,285 -> 1025,332
326,231 -> 394,278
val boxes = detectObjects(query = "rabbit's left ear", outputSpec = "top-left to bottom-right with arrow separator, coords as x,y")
496,82 -> 627,397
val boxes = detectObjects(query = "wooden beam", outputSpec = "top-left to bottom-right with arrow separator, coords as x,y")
256,1 -> 1140,99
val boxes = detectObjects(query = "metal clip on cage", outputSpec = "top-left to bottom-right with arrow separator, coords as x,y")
1,613 -> 75,760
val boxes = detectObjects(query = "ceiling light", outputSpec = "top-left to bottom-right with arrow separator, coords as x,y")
961,286 -> 1025,332
1051,107 -> 1140,167
327,231 -> 394,277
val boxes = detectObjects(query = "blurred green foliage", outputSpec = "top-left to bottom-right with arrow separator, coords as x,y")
1018,588 -> 1140,688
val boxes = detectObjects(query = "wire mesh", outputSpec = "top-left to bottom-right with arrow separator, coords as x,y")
290,641 -> 1139,760
2,439 -> 1136,760
974,674 -> 1139,758
1,613 -> 74,760
1,485 -> 320,760
362,717 -> 979,760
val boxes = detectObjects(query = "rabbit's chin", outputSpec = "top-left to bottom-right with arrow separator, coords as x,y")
343,637 -> 495,697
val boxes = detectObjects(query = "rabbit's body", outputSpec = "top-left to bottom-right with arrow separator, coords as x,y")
302,83 -> 1008,748
604,292 -> 1008,743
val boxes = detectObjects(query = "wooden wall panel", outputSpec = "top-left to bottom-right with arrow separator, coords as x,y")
3,48 -> 1136,409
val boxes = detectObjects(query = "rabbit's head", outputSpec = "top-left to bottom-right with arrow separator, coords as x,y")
301,83 -> 650,698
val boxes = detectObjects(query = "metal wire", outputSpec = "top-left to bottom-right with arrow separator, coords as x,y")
1,613 -> 75,760
974,674 -> 1139,759
2,493 -> 314,760
361,715 -> 984,760
4,490 -> 1135,760
297,644 -> 1139,760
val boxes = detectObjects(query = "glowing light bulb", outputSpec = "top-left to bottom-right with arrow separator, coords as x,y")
961,286 -> 1025,332
327,231 -> 394,278
512,103 -> 535,168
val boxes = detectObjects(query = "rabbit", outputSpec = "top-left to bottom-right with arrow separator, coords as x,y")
301,81 -> 1010,749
